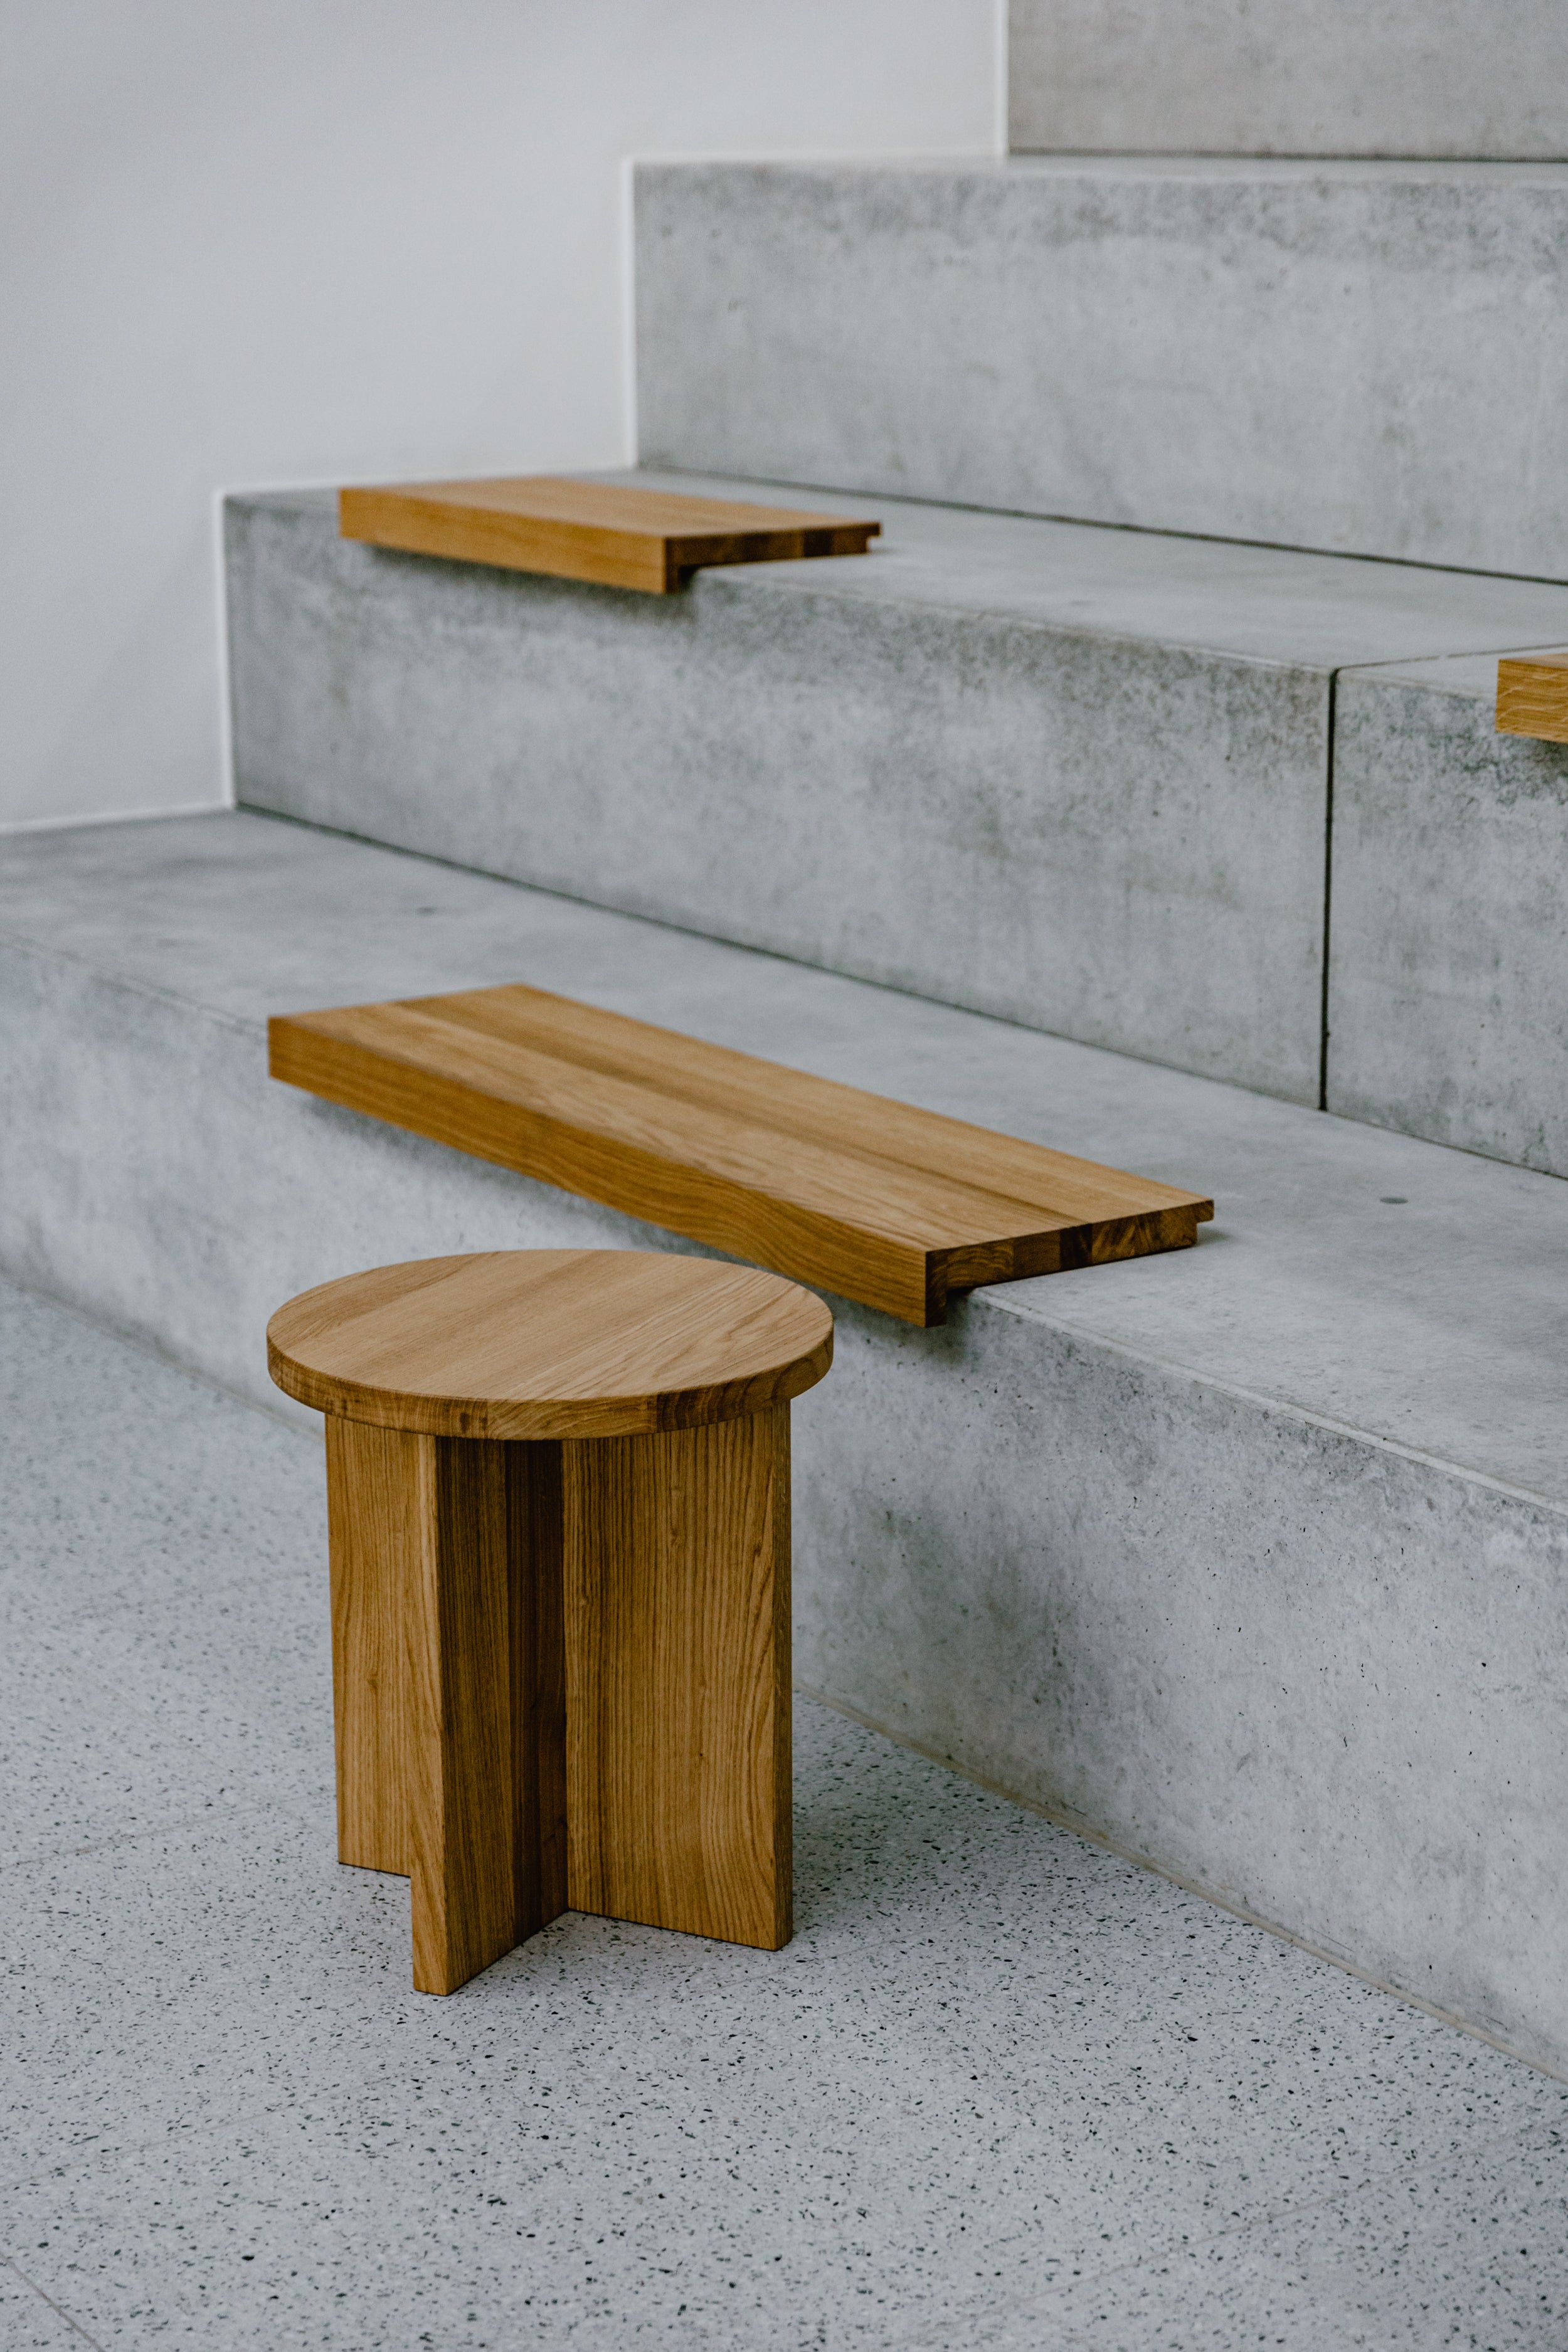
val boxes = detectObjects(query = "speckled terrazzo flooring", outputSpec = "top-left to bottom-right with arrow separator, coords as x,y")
2,1273 -> 1565,2351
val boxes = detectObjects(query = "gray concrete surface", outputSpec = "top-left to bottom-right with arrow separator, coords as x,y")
1329,649 -> 1568,1176
5,808 -> 1568,2077
635,159 -> 1568,580
6,1281 -> 1567,2350
1009,0 -> 1568,158
225,481 -> 1568,1106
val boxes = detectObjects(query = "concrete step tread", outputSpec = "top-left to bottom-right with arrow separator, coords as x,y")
253,473 -> 1568,672
3,807 -> 1565,1510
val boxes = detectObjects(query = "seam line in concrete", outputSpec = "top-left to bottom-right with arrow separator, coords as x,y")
1320,666 -> 1337,1111
0,800 -> 223,839
1,2260 -> 106,2349
1333,635 -> 1568,674
0,924 -> 260,1038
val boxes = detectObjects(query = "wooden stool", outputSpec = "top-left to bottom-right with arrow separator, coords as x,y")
267,1249 -> 832,1994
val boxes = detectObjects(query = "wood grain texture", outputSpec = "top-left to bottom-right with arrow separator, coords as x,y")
405,1433 -> 517,1994
325,1416 -> 415,1875
564,1409 -> 791,1951
508,1439 -> 568,1942
1496,655 -> 1568,744
268,1249 -> 834,1437
282,1254 -> 810,1989
270,983 -> 1212,1327
338,475 -> 879,593
322,1417 -> 571,1993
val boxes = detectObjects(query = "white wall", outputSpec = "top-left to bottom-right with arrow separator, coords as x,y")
0,2 -> 998,830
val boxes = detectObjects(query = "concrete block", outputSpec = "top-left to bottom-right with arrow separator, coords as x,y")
1009,0 -> 1568,160
225,482 -> 1568,1108
5,809 -> 1568,2074
1327,649 -> 1568,1175
635,159 -> 1568,580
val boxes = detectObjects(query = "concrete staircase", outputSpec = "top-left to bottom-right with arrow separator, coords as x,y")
5,808 -> 1567,2086
9,36 -> 1568,2099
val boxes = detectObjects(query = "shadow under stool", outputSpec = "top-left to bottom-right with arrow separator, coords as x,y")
267,1248 -> 834,1994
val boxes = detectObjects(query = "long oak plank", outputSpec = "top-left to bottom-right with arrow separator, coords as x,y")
270,985 -> 1212,1327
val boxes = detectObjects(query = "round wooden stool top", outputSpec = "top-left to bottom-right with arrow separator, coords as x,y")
267,1249 -> 833,1440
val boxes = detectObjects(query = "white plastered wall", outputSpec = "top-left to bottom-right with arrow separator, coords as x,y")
0,1 -> 998,829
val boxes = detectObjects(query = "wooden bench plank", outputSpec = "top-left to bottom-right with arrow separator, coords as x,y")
338,476 -> 881,594
270,985 -> 1212,1326
1496,654 -> 1568,745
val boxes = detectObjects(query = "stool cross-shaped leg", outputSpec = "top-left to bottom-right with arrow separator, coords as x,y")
324,1407 -> 790,1994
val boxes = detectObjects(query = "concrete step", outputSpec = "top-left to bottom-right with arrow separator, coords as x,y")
1330,647 -> 1568,1177
4,806 -> 1567,2076
634,158 -> 1568,580
225,474 -> 1568,1114
1007,0 -> 1568,160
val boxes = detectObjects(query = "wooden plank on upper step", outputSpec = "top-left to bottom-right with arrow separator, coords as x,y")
337,475 -> 881,593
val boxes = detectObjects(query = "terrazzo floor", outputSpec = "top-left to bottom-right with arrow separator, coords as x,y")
2,1273 -> 1565,2351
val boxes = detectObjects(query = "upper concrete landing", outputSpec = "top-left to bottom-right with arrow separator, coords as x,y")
635,158 -> 1568,579
1009,0 -> 1568,160
4,807 -> 1567,1508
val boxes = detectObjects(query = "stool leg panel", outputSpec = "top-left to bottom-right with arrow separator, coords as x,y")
406,1436 -> 517,1995
325,1417 -> 415,1876
770,1406 -> 793,1944
563,1427 -> 640,1925
565,1405 -> 792,1951
507,1439 -> 568,1942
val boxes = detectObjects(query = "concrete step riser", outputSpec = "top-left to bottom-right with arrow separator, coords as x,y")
228,492 -> 1568,1169
4,813 -> 1568,2076
635,161 -> 1568,582
228,494 -> 1330,1104
1008,0 -> 1568,159
1328,654 -> 1568,1175
812,1295 -> 1568,2082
